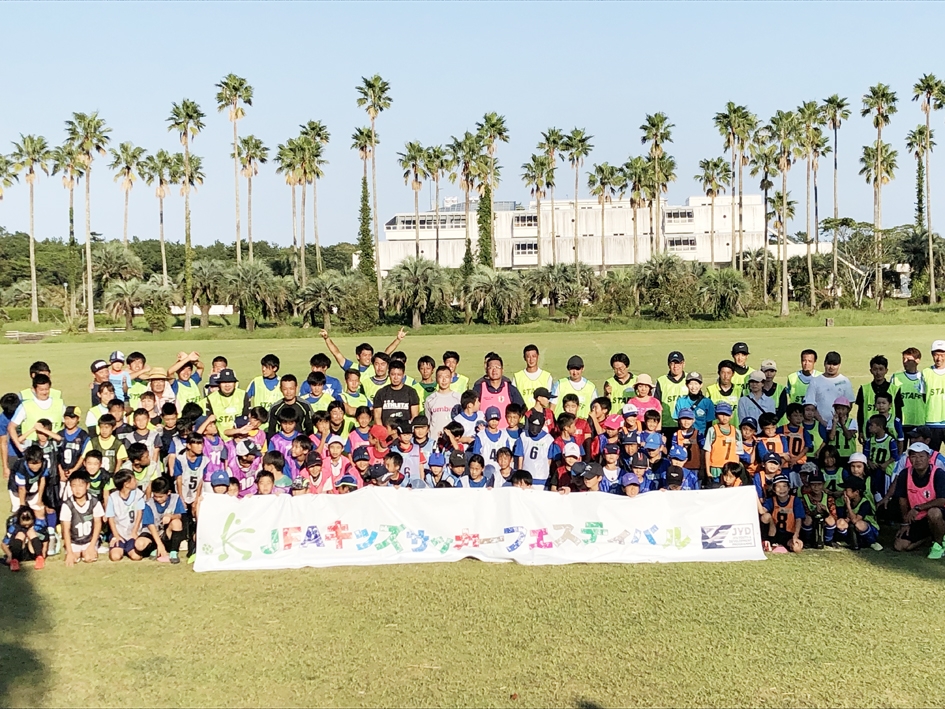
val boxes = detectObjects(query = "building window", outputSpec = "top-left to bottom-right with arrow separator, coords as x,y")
514,242 -> 538,256
666,209 -> 694,223
513,215 -> 538,227
667,235 -> 697,251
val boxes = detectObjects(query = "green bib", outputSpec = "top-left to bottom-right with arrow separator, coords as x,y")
512,369 -> 554,409
249,376 -> 283,410
892,371 -> 926,427
786,370 -> 821,405
603,375 -> 637,409
922,368 -> 945,424
656,374 -> 688,427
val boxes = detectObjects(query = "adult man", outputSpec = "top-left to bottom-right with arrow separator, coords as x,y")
655,351 -> 687,436
892,347 -> 926,437
922,340 -> 945,452
424,365 -> 462,442
144,367 -> 175,412
205,369 -> 248,440
551,355 -> 598,418
472,355 -> 525,430
19,361 -> 63,403
512,344 -> 554,409
319,328 -> 406,377
602,353 -> 636,409
855,354 -> 903,438
739,371 -> 776,423
730,342 -> 754,390
268,374 -> 315,436
300,352 -> 344,401
361,352 -> 392,402
804,351 -> 855,428
787,349 -> 821,405
893,442 -> 945,558
373,360 -> 420,427
443,351 -> 469,393
7,374 -> 65,452
759,360 -> 788,422
705,359 -> 740,426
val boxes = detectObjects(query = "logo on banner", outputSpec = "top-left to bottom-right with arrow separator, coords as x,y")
701,524 -> 755,549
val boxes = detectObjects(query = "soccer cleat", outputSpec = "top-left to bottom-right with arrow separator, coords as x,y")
170,552 -> 180,565
187,554 -> 196,565
34,556 -> 45,570
870,542 -> 884,552
47,533 -> 60,556
9,559 -> 20,572
927,542 -> 945,560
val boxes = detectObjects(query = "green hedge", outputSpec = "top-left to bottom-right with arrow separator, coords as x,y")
2,307 -> 65,322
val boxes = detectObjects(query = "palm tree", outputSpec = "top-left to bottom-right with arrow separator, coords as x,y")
476,112 -> 509,260
796,101 -> 822,258
422,145 -> 451,265
351,127 -> 374,181
769,111 -> 799,315
274,139 -> 301,279
561,128 -> 594,265
166,99 -> 205,331
810,130 -> 831,306
355,74 -> 392,297
587,162 -> 623,274
50,141 -> 84,250
822,94 -> 851,305
538,128 -> 565,262
0,153 -> 17,200
104,278 -> 145,331
767,190 -> 797,303
299,120 -> 330,274
397,140 -> 428,258
714,104 -> 748,268
139,149 -> 176,285
861,83 -> 898,310
735,110 -> 758,266
215,73 -> 253,264
297,270 -> 348,330
700,268 -> 750,319
65,111 -> 111,332
465,266 -> 525,324
190,259 -> 227,328
621,156 -> 648,265
749,136 -> 779,304
522,154 -> 552,267
695,157 -> 732,268
913,74 -> 943,302
93,241 -> 144,300
11,134 -> 51,324
225,260 -> 277,333
107,141 -> 146,246
906,126 -> 935,228
234,135 -> 268,263
447,131 -> 484,268
384,257 -> 450,329
640,114 -> 673,255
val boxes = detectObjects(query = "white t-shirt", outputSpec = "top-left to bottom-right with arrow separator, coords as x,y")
424,390 -> 462,441
804,373 -> 855,424
11,396 -> 57,425
105,489 -> 145,540
60,497 -> 105,523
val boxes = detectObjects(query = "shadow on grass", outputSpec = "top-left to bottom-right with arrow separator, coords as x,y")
0,561 -> 49,706
846,526 -> 945,582
574,699 -> 606,709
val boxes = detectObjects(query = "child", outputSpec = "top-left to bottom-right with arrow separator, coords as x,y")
892,347 -> 926,438
84,414 -> 129,475
107,351 -> 132,401
818,444 -> 847,509
641,438 -> 667,493
262,450 -> 293,492
349,447 -> 370,487
828,397 -> 858,466
121,407 -> 162,456
473,406 -> 514,467
874,392 -> 905,452
562,394 -> 592,444
754,452 -> 783,501
362,463 -> 394,487
703,403 -> 742,486
666,445 -> 698,489
108,399 -> 131,438
760,473 -> 805,553
85,381 -> 116,434
302,371 -> 335,412
325,436 -> 355,486
640,410 -> 665,454
225,440 -> 262,498
530,388 -> 557,433
661,466 -> 686,491
720,461 -> 749,488
452,390 -> 483,445
424,451 -> 448,487
672,410 -> 705,483
599,443 -> 623,493
302,451 -> 332,494
620,404 -> 642,433
802,403 -> 828,458
674,373 -> 715,434
513,411 -> 559,489
335,474 -> 359,494
756,413 -> 789,474
137,476 -> 186,563
590,414 -> 623,461
168,352 -> 205,410
60,470 -> 105,566
366,424 -> 391,466
779,404 -> 814,485
253,470 -> 277,496
445,450 -> 467,486
172,432 -> 207,557
459,453 -> 493,488
508,470 -> 533,490
287,436 -> 313,480
80,449 -> 112,506
628,374 -> 662,421
8,445 -> 47,520
863,413 -> 899,506
58,406 -> 90,482
704,359 -> 740,426
549,441 -> 583,491
2,506 -> 47,571
126,443 -> 160,497
573,461 -> 608,492
504,404 -> 524,445
269,407 -> 300,460
247,353 -> 282,410
383,450 -> 406,487
738,417 -> 765,477
553,412 -> 583,463
139,391 -> 161,425
800,470 -> 837,549
624,454 -> 649,496
105,470 -> 145,562
846,451 -> 873,502
837,475 -> 881,551
340,369 -> 372,417
197,415 -> 226,475
346,406 -> 374,453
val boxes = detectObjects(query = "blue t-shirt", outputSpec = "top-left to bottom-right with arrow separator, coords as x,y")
141,495 -> 186,527
763,495 -> 806,520
0,413 -> 18,460
300,375 -> 343,401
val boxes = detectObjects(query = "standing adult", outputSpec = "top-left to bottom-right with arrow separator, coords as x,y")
804,351 -> 855,428
7,374 -> 65,452
473,355 -> 525,430
893,442 -> 945,558
552,356 -> 598,419
512,344 -> 554,409
425,366 -> 462,442
602,353 -> 636,409
268,374 -> 315,437
786,349 -> 821,405
730,342 -> 754,390
373,360 -> 420,427
655,351 -> 687,437
922,340 -> 945,452
205,369 -> 248,440
738,371 -> 775,422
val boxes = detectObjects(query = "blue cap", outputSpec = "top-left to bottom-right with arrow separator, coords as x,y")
677,408 -> 695,420
336,474 -> 358,488
669,444 -> 688,461
715,402 -> 733,416
740,417 -> 758,431
352,447 -> 370,463
209,470 -> 228,487
619,431 -> 640,445
485,406 -> 501,421
764,452 -> 782,465
619,472 -> 641,487
603,443 -> 620,455
207,373 -> 221,387
194,415 -> 209,430
771,473 -> 790,486
643,436 -> 662,451
429,451 -> 445,467
234,415 -> 249,428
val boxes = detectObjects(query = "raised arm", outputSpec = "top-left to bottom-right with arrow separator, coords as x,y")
320,331 -> 349,368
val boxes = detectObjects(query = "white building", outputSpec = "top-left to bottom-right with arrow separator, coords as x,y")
376,194 -> 821,273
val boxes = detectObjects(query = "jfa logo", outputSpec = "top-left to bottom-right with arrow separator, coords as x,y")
701,524 -> 755,549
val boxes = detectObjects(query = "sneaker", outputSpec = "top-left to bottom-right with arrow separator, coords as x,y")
9,559 -> 20,572
928,542 -> 945,560
187,554 -> 196,565
34,556 -> 45,570
870,542 -> 884,552
762,541 -> 772,552
156,555 -> 171,563
98,544 -> 109,554
825,541 -> 844,550
47,533 -> 60,556
169,551 -> 180,565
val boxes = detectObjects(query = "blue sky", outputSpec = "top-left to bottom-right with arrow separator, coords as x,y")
1,2 -> 942,251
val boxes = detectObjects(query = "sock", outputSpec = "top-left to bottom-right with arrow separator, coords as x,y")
825,524 -> 835,543
802,525 -> 813,534
169,550 -> 178,559
168,529 -> 185,553
46,511 -> 58,528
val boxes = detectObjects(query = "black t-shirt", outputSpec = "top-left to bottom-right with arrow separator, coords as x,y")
894,466 -> 945,500
374,385 -> 420,426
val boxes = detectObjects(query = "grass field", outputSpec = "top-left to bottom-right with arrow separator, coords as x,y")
3,324 -> 945,707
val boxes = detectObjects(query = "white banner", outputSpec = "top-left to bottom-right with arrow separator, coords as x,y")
194,487 -> 765,572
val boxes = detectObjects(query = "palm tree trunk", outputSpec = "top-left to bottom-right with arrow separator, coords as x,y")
600,200 -> 606,275
927,110 -> 936,305
536,193 -> 542,267
122,189 -> 129,247
763,182 -> 769,306
414,187 -> 420,258
68,184 -> 77,318
875,129 -> 883,311
434,176 -> 441,265
200,303 -> 210,329
464,187 -> 471,266
300,180 -> 308,286
233,118 -> 242,264
730,148 -> 736,269
737,148 -> 745,268
806,158 -> 814,311
323,311 -> 331,331
832,125 -> 840,308
573,168 -> 580,266
814,163 -> 821,305
247,176 -> 254,263
183,141 -> 193,333
313,178 -> 322,274
28,181 -> 39,324
780,172 -> 789,317
290,183 -> 298,281
709,194 -> 716,269
654,166 -> 662,255
158,195 -> 168,286
490,154 -> 496,262
370,118 -> 382,299
125,307 -> 133,332
632,204 -> 638,265
412,307 -> 421,329
550,165 -> 557,265
85,163 -> 95,333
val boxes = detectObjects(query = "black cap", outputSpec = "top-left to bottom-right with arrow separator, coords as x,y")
364,463 -> 389,481
667,351 -> 684,363
217,368 -> 238,383
304,451 -> 323,468
567,355 -> 584,370
731,342 -> 750,355
533,387 -> 551,400
665,467 -> 684,487
526,411 -> 545,428
449,450 -> 467,468
395,421 -> 413,435
581,462 -> 604,479
911,425 -> 933,440
630,452 -> 649,469
808,471 -> 826,484
90,359 -> 109,373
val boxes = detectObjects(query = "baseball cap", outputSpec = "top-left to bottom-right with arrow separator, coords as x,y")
485,406 -> 501,421
90,359 -> 109,373
667,351 -> 685,363
771,473 -> 790,486
364,463 -> 391,482
429,451 -> 445,467
685,372 -> 702,383
603,443 -> 620,455
748,370 -> 766,383
622,402 -> 639,417
579,462 -> 604,479
291,477 -> 310,491
533,387 -> 551,400
911,425 -> 933,439
603,414 -> 623,430
665,468 -> 685,487
209,470 -> 229,487
731,342 -> 750,355
763,452 -> 782,465
352,447 -> 370,463
304,451 -> 323,468
643,436 -> 661,451
760,359 -> 777,372
677,408 -> 695,420
715,402 -> 733,416
207,373 -> 221,388
109,350 -> 125,363
908,442 -> 933,455
570,461 -> 588,477
739,417 -> 758,431
395,421 -> 413,435
668,445 -> 688,461
619,431 -> 640,445
635,373 -> 653,387
235,440 -> 262,458
335,474 -> 358,489
843,476 -> 866,492
932,340 -> 945,353
64,406 -> 81,418
848,452 -> 868,465
630,452 -> 649,469
832,397 -> 852,408
567,355 -> 585,370
369,424 -> 390,441
807,471 -> 826,484
234,415 -> 250,429
800,462 -> 818,475
619,472 -> 641,487
326,434 -> 345,447
216,368 -> 238,383
449,450 -> 467,468
411,415 -> 429,427
526,411 -> 545,428
563,441 -> 582,459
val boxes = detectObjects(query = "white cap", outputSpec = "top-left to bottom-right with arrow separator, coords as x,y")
563,442 -> 582,458
848,452 -> 868,465
933,340 -> 945,353
909,442 -> 933,455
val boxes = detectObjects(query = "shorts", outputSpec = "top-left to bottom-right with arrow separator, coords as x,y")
136,532 -> 160,557
769,529 -> 797,547
8,491 -> 44,513
70,542 -> 90,554
111,538 -> 136,557
903,517 -> 933,543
